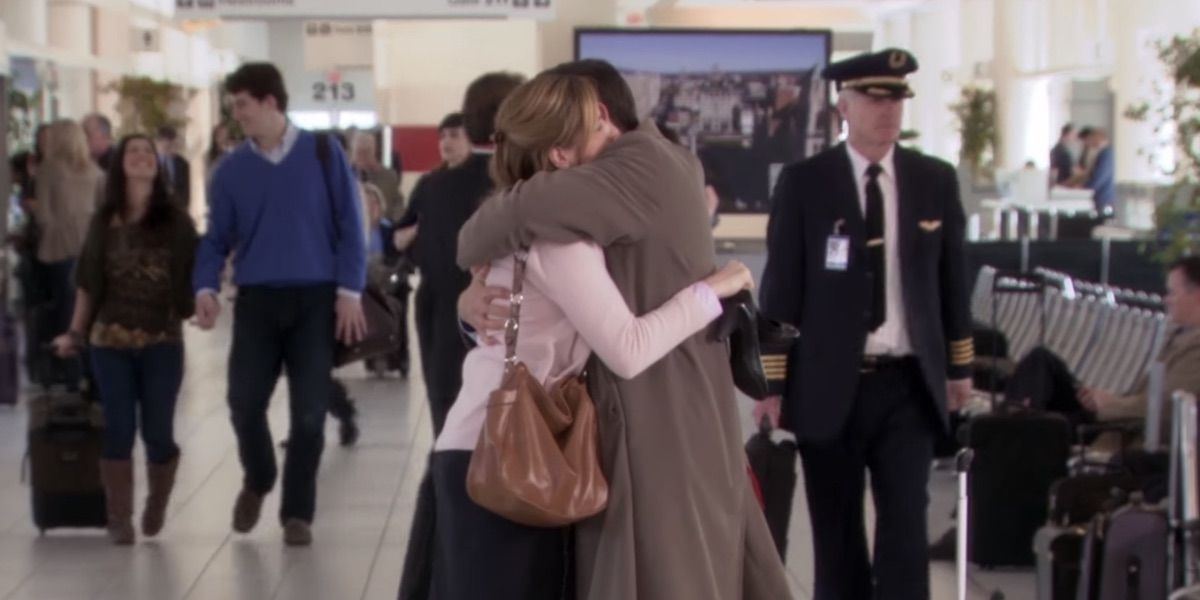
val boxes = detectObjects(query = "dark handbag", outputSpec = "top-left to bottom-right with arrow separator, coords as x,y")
711,290 -> 799,400
333,284 -> 405,367
315,134 -> 404,366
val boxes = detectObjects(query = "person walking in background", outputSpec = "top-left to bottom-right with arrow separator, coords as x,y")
35,119 -> 105,385
361,182 -> 410,379
51,134 -> 198,545
394,73 -> 523,437
155,126 -> 191,213
82,114 -> 117,172
1049,123 -> 1076,186
205,122 -> 240,184
192,62 -> 367,546
1084,127 -> 1115,218
758,49 -> 974,600
351,131 -> 405,222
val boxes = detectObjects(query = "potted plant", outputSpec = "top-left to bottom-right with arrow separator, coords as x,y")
1126,28 -> 1200,261
107,76 -> 194,137
951,85 -> 998,185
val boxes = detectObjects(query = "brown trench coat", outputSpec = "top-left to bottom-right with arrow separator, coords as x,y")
457,120 -> 791,600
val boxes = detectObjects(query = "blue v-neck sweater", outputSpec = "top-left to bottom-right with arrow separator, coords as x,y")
194,132 -> 366,294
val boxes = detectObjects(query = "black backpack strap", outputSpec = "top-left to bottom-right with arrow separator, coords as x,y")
314,132 -> 340,244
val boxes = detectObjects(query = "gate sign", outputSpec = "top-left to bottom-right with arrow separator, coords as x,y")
174,0 -> 554,20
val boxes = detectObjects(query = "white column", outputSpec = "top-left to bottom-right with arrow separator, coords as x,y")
908,0 -> 961,163
993,0 -> 1053,172
47,3 -> 95,118
0,0 -> 47,46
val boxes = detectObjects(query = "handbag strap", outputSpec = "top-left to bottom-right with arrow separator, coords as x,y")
504,250 -> 529,372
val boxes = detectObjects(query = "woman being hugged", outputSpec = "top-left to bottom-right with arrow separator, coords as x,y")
53,134 -> 199,545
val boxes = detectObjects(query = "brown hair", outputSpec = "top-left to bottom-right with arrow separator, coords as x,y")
462,72 -> 526,146
490,73 -> 601,188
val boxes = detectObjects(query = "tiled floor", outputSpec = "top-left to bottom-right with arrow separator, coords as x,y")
0,304 -> 1035,599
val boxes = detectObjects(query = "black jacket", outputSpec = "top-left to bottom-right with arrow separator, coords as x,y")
760,143 -> 973,443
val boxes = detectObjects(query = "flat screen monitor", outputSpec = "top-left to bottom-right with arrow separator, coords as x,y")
575,28 -> 834,214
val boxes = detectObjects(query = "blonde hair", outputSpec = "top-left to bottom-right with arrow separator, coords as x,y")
360,182 -> 385,241
490,73 -> 600,188
47,119 -> 93,172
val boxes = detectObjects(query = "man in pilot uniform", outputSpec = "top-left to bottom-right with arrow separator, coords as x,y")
758,48 -> 975,600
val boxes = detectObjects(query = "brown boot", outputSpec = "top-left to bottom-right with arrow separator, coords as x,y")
141,455 -> 179,537
99,460 -> 135,545
232,488 -> 265,533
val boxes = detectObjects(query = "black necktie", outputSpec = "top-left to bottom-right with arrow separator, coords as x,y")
865,163 -> 886,332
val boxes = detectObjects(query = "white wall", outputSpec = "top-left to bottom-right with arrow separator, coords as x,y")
373,19 -> 540,126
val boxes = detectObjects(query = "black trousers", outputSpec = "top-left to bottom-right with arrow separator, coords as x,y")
228,285 -> 334,524
429,451 -> 571,600
799,358 -> 937,600
413,283 -> 468,436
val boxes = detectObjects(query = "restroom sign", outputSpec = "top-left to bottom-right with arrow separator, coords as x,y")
175,0 -> 554,20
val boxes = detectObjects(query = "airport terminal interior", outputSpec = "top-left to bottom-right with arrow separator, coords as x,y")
0,0 -> 1199,598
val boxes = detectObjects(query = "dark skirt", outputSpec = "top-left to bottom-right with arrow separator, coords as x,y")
430,450 -> 573,600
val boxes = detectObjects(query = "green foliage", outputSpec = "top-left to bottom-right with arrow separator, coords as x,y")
1126,29 -> 1200,261
107,76 -> 192,137
951,85 -> 998,182
7,88 -> 40,153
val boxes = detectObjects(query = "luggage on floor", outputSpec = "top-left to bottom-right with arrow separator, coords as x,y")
0,306 -> 18,406
1034,523 -> 1086,600
745,417 -> 797,560
26,387 -> 107,532
1077,492 -> 1170,600
1034,473 -> 1137,600
1047,472 -> 1139,527
964,408 -> 1072,567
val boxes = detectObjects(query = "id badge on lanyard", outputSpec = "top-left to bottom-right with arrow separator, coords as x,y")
825,219 -> 850,271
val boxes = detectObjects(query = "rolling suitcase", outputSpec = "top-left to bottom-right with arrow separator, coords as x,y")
745,417 -> 797,560
0,306 -> 18,406
1076,492 -> 1170,600
26,386 -> 107,533
1034,524 -> 1086,600
964,408 -> 1072,567
1034,473 -> 1137,600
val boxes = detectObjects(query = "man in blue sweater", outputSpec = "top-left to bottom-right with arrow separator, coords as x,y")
193,63 -> 367,546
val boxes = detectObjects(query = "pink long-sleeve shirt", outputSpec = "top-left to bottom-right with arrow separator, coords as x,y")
435,241 -> 723,452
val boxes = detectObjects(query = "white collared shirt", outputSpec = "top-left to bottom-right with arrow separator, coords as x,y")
249,122 -> 300,165
845,143 -> 911,356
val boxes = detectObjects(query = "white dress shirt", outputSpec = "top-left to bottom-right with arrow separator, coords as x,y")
248,122 -> 300,165
845,143 -> 912,356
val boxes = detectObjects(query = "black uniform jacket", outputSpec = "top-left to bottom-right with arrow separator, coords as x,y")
760,143 -> 974,443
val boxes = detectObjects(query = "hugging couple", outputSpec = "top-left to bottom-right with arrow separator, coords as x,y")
430,60 -> 791,600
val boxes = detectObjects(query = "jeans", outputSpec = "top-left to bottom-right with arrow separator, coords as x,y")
228,284 -> 335,524
90,342 -> 184,464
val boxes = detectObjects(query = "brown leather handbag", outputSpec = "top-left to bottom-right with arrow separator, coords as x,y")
466,251 -> 609,528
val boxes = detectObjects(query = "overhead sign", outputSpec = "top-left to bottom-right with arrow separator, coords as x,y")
174,0 -> 554,20
304,21 -> 373,70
